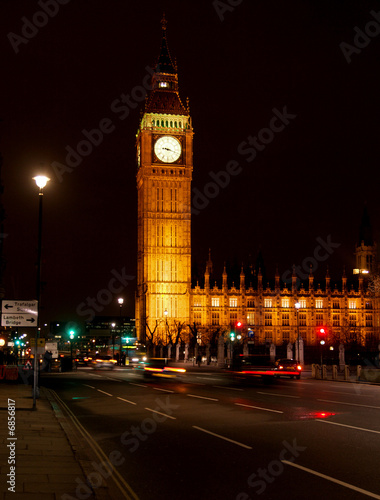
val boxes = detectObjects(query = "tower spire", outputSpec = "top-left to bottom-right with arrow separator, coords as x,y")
354,204 -> 377,275
145,16 -> 187,114
155,14 -> 176,75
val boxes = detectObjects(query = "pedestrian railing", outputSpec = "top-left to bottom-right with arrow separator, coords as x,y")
311,363 -> 380,383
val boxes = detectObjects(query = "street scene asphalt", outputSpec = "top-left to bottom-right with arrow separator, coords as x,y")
1,363 -> 379,500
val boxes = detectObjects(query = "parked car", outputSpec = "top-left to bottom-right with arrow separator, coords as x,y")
275,358 -> 302,379
91,355 -> 117,370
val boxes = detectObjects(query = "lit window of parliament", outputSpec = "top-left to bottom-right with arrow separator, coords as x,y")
135,18 -> 379,355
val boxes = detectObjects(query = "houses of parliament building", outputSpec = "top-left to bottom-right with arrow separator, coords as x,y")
135,18 -> 379,350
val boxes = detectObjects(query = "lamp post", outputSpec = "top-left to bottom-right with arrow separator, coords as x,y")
295,301 -> 301,363
32,175 -> 49,410
118,298 -> 124,365
164,309 -> 168,347
111,322 -> 116,359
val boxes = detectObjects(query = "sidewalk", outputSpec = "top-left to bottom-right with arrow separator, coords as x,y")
0,380 -> 109,500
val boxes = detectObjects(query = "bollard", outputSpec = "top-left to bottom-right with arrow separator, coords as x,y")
311,364 -> 316,378
357,365 -> 362,380
315,364 -> 321,379
344,365 -> 350,381
332,365 -> 338,380
322,365 -> 327,380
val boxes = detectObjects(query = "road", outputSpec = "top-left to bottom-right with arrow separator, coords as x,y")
41,366 -> 380,500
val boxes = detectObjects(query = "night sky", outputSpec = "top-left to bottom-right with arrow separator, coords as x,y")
1,0 -> 380,328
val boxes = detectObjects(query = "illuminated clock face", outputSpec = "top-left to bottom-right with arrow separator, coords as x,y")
154,136 -> 182,163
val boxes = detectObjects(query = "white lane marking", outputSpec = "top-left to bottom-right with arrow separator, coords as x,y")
196,377 -> 220,381
153,387 -> 175,393
212,386 -> 244,391
129,383 -> 148,388
235,403 -> 283,414
193,426 -> 252,449
282,460 -> 380,499
83,384 -> 95,389
104,377 -> 122,382
187,394 -> 219,401
97,389 -> 113,397
117,397 -> 137,405
145,408 -> 176,420
316,419 -> 380,434
322,390 -> 372,397
257,392 -> 300,398
318,399 -> 380,410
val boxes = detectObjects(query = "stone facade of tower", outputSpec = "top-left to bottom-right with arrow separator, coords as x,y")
135,18 -> 193,342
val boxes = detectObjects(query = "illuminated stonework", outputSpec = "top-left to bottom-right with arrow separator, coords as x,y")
136,19 -> 193,342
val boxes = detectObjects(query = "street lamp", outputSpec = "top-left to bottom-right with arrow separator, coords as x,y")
164,309 -> 168,346
32,175 -> 50,410
118,298 -> 124,364
295,301 -> 301,363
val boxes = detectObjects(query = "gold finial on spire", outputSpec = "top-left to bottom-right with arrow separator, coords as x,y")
161,13 -> 168,31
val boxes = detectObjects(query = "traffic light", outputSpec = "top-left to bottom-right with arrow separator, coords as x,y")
236,321 -> 243,340
230,331 -> 235,341
69,330 -> 75,340
318,327 -> 326,345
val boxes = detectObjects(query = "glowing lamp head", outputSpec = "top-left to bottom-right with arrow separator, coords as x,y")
33,175 -> 50,190
236,321 -> 242,327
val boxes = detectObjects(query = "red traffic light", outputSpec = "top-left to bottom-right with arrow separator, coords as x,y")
236,321 -> 242,328
319,327 -> 326,335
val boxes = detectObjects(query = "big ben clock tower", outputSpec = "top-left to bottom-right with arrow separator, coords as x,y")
136,16 -> 193,342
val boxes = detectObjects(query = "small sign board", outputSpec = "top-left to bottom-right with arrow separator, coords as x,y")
45,341 -> 58,358
1,300 -> 38,327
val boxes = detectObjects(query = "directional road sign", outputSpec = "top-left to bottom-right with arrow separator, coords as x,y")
1,300 -> 38,327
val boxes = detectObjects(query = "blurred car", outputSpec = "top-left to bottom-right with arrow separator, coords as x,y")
275,359 -> 302,379
229,355 -> 278,383
74,355 -> 92,367
91,355 -> 117,370
127,355 -> 147,368
143,358 -> 186,378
